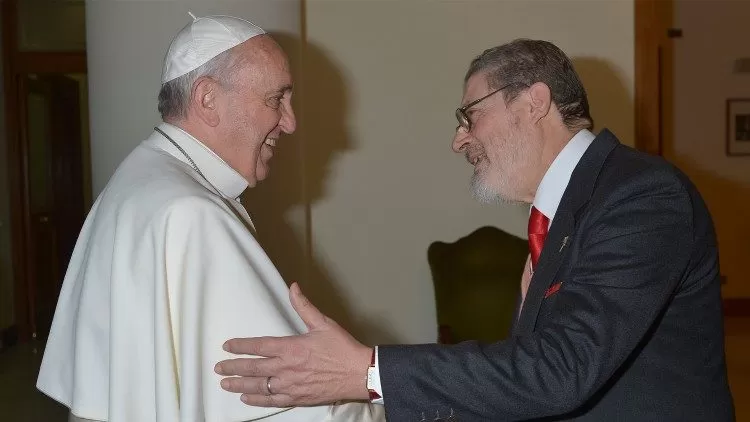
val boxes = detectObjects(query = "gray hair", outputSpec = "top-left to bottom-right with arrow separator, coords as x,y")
157,48 -> 242,121
466,39 -> 593,132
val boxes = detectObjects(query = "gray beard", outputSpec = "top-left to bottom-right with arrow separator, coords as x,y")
470,170 -> 526,206
470,171 -> 502,204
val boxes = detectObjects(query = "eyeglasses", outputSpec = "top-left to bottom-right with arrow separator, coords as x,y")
455,83 -> 515,132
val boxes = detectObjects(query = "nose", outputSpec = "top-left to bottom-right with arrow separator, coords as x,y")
452,127 -> 470,153
279,102 -> 297,134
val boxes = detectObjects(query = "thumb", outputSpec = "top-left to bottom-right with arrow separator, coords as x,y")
290,282 -> 329,331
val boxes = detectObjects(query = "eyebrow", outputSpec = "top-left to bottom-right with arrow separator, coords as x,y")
275,84 -> 293,95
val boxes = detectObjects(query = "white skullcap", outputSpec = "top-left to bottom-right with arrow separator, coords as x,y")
161,12 -> 266,84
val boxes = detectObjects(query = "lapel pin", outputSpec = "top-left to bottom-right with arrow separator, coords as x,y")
559,236 -> 569,252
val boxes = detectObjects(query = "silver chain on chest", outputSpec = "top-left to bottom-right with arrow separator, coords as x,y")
152,127 -> 256,233
154,127 -> 208,182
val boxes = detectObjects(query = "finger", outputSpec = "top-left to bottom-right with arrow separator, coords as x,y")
222,336 -> 285,356
220,376 -> 269,395
214,356 -> 281,377
289,282 -> 328,330
241,393 -> 294,408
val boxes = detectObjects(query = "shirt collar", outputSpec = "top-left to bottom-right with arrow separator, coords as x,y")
532,129 -> 596,222
149,122 -> 249,200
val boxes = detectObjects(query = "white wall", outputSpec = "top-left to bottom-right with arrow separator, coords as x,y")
0,17 -> 15,331
304,0 -> 635,344
670,0 -> 750,297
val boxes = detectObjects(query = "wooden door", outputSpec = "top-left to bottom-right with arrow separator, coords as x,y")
635,0 -> 750,314
2,0 -> 89,345
22,73 -> 86,339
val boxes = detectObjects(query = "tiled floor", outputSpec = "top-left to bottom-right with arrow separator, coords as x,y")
1,319 -> 749,421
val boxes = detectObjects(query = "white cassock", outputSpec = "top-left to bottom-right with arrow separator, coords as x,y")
37,123 -> 383,422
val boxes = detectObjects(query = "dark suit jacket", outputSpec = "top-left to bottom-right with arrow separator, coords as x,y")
379,130 -> 735,421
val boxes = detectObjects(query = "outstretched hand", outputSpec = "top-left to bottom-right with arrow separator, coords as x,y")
214,282 -> 372,407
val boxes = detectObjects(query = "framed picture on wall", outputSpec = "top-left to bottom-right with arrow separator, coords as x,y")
726,98 -> 750,156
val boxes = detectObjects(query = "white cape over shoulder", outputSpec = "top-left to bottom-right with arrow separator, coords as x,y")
37,124 -> 382,422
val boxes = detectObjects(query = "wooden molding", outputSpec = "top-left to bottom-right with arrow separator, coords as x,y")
634,0 -> 673,155
634,0 -> 658,154
16,52 -> 87,74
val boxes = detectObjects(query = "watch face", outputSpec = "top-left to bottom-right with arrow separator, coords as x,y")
366,367 -> 382,402
367,374 -> 379,392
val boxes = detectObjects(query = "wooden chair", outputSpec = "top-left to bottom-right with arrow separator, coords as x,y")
428,226 -> 528,344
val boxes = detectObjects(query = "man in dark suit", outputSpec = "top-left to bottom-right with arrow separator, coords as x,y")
214,39 -> 735,421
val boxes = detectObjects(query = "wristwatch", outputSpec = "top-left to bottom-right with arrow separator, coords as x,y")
366,348 -> 384,404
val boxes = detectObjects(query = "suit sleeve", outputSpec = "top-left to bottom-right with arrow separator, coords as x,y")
378,171 -> 695,421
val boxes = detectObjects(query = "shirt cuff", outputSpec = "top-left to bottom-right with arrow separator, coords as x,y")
368,346 -> 384,405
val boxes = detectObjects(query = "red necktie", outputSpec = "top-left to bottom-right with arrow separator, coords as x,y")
528,206 -> 549,271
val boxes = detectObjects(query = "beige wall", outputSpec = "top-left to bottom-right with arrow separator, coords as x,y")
0,17 -> 15,331
670,0 -> 750,297
304,0 -> 634,344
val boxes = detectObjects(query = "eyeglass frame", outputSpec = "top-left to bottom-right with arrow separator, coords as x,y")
455,83 -> 517,132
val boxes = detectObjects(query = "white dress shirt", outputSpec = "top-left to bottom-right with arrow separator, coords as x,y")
369,129 -> 596,404
37,123 -> 383,422
532,129 -> 596,223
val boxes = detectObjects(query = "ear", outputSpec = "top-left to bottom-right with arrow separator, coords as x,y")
190,76 -> 221,127
527,82 -> 552,123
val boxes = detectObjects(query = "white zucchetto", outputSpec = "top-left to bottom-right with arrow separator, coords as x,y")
161,12 -> 265,84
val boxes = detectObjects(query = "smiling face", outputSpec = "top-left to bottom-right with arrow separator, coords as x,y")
451,72 -> 544,204
213,36 -> 297,186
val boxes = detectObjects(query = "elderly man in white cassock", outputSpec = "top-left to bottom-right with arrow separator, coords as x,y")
36,14 -> 384,422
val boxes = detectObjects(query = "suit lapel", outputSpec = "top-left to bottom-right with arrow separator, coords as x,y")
513,129 -> 621,335
515,211 -> 574,334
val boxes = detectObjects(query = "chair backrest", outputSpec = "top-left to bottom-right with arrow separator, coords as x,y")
428,226 -> 528,344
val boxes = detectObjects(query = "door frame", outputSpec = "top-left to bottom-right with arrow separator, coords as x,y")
634,0 -> 748,316
2,0 -> 87,343
634,0 -> 673,156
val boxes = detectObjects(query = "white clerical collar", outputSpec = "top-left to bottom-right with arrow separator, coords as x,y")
532,129 -> 596,222
150,122 -> 249,200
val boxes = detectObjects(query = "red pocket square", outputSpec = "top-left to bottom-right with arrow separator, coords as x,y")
544,282 -> 563,298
